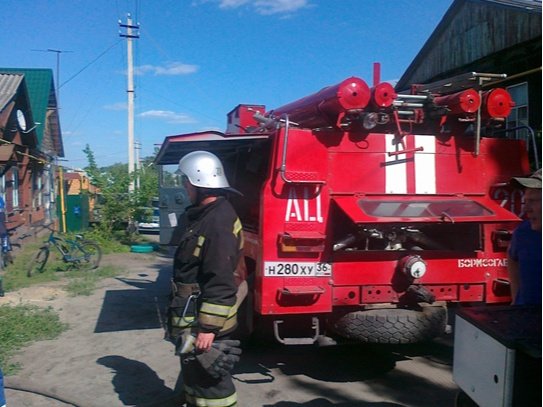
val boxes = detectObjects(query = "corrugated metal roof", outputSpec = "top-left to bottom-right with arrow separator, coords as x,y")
0,68 -> 63,157
482,0 -> 542,12
0,73 -> 24,111
0,68 -> 56,142
396,0 -> 542,90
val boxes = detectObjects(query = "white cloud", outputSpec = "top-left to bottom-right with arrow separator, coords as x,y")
197,0 -> 309,15
253,0 -> 308,15
134,62 -> 198,76
138,110 -> 196,124
218,0 -> 251,8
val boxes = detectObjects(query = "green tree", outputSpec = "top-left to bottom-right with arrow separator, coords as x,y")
83,144 -> 159,233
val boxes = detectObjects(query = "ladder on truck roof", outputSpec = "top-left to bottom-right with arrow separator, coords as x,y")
413,72 -> 508,94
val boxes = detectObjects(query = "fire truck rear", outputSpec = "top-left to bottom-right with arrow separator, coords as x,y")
156,66 -> 532,345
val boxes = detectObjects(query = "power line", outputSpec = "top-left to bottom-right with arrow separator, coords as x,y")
60,40 -> 122,89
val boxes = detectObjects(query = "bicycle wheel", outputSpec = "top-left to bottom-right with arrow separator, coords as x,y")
27,247 -> 50,277
74,241 -> 102,270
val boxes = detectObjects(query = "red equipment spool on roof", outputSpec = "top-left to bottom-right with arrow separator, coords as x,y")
271,77 -> 371,129
482,88 -> 515,119
434,89 -> 481,115
371,82 -> 397,108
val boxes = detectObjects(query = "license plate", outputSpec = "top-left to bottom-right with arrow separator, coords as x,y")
264,261 -> 332,277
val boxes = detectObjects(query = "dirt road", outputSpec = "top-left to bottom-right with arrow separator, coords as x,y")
1,250 -> 459,406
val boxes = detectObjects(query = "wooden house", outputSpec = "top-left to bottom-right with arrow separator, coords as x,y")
396,0 -> 541,165
0,68 -> 63,235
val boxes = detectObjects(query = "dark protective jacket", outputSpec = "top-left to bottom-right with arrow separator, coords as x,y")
171,197 -> 244,336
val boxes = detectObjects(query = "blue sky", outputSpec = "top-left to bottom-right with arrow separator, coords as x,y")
1,0 -> 453,168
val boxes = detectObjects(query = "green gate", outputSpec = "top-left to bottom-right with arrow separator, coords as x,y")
57,193 -> 90,232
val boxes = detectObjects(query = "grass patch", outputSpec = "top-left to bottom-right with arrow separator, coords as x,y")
3,248 -> 125,295
81,228 -> 131,254
0,304 -> 68,375
82,227 -> 157,254
1,242 -> 64,292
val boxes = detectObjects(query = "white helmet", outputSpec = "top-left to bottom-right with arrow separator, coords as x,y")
178,151 -> 239,193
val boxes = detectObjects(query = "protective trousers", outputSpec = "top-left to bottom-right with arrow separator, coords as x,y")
181,352 -> 237,407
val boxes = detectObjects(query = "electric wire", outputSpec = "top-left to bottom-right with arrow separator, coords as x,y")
60,40 -> 122,89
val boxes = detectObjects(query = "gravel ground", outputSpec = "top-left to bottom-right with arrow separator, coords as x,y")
1,250 -> 184,407
1,248 -> 459,407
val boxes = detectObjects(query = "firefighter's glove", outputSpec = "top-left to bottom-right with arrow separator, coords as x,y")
211,339 -> 242,357
195,346 -> 240,379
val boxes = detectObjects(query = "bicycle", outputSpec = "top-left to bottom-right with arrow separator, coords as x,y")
0,234 -> 13,271
27,227 -> 102,277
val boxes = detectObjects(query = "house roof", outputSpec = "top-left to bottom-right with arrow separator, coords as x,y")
0,68 -> 64,157
482,0 -> 542,12
64,172 -> 82,180
0,73 -> 24,110
0,73 -> 40,160
396,0 -> 542,90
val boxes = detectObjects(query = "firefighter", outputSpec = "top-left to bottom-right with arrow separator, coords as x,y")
508,168 -> 542,305
167,150 -> 245,407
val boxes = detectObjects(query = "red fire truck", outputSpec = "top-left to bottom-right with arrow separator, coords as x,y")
155,65 -> 533,346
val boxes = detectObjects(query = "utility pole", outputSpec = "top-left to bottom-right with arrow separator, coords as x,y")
119,14 -> 139,193
135,140 -> 141,190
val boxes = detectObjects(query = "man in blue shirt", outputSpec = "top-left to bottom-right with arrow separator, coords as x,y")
508,169 -> 542,305
0,366 -> 5,407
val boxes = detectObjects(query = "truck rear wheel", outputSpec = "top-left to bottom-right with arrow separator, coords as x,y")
329,306 -> 447,344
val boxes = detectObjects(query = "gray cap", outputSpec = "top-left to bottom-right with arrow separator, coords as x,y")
510,168 -> 542,189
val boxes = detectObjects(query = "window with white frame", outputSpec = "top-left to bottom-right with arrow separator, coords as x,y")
11,167 -> 19,209
0,176 -> 5,208
38,173 -> 43,207
31,169 -> 43,209
506,82 -> 529,143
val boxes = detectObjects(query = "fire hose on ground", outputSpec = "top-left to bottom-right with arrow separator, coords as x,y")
4,377 -> 185,407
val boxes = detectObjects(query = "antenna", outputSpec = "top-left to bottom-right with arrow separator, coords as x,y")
31,48 -> 73,108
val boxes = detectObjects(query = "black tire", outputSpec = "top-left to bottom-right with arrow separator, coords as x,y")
329,306 -> 447,344
27,247 -> 50,277
74,241 -> 102,270
232,276 -> 255,343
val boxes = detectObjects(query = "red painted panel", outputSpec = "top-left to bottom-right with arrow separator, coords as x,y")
333,286 -> 360,305
361,285 -> 398,303
458,284 -> 485,302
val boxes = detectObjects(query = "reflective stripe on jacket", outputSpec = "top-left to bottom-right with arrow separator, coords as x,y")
173,197 -> 243,335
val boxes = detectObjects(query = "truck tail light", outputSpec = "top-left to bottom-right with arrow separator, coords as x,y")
278,233 -> 325,252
